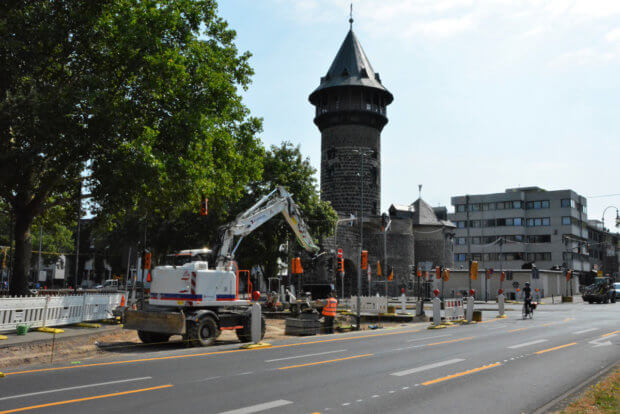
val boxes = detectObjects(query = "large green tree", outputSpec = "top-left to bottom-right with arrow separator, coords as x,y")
0,0 -> 263,295
235,142 -> 338,280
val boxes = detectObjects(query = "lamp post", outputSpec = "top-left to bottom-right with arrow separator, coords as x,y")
334,215 -> 356,299
353,149 -> 373,330
382,213 -> 392,300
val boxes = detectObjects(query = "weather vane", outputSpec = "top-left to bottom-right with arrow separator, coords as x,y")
349,2 -> 354,29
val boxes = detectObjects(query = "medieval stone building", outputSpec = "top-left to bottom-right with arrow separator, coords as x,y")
302,22 -> 454,297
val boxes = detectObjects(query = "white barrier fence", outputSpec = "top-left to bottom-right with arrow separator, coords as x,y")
340,296 -> 388,314
0,293 -> 122,332
443,298 -> 464,322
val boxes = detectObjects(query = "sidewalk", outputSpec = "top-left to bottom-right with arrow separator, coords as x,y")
0,324 -> 123,348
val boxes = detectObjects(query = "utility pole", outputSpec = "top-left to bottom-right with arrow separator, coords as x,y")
74,178 -> 82,292
37,226 -> 43,286
466,195 -> 471,292
354,149 -> 372,330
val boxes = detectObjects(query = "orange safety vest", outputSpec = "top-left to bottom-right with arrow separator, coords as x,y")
322,297 -> 338,317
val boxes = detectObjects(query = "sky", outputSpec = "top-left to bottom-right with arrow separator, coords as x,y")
217,0 -> 620,229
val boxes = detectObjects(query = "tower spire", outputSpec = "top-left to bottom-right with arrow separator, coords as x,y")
349,2 -> 353,30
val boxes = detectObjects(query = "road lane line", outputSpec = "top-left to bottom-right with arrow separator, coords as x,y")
507,339 -> 548,349
573,328 -> 598,334
265,349 -> 346,362
278,354 -> 373,370
421,363 -> 501,386
426,337 -> 473,346
0,385 -> 173,414
217,399 -> 292,414
0,377 -> 152,402
601,330 -> 620,337
407,334 -> 451,342
534,342 -> 578,354
391,358 -> 465,377
508,328 -> 529,333
4,329 -> 422,376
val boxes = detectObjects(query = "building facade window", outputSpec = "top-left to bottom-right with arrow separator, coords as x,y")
526,217 -> 551,227
562,216 -> 571,225
561,199 -> 575,208
457,204 -> 466,213
527,252 -> 552,261
454,253 -> 467,262
457,221 -> 466,228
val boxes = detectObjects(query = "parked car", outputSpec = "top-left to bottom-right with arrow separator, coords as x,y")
583,277 -> 616,304
613,282 -> 620,300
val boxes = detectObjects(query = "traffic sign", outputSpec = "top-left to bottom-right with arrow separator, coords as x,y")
337,248 -> 343,259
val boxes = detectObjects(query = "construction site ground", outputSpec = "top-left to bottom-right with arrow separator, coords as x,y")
0,317 -> 417,370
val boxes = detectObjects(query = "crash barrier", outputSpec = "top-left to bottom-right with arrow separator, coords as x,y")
0,293 -> 122,332
341,296 -> 388,314
443,298 -> 464,322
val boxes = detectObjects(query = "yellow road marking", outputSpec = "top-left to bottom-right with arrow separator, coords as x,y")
278,353 -> 373,370
477,319 -> 499,324
534,342 -> 577,354
563,318 -> 575,322
421,363 -> 501,386
508,328 -> 529,333
0,385 -> 173,414
4,329 -> 422,376
426,337 -> 473,347
601,330 -> 620,338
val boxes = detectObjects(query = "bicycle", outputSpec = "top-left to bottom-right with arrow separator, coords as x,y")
522,299 -> 534,319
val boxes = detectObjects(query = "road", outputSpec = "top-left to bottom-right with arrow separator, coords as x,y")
1,302 -> 618,414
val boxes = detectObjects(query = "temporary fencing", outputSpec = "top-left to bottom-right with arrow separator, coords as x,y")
0,293 -> 122,332
340,296 -> 388,314
443,298 -> 464,322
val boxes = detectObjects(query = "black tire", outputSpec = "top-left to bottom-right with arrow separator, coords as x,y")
137,330 -> 171,344
189,316 -> 219,347
588,300 -> 593,304
236,314 -> 266,343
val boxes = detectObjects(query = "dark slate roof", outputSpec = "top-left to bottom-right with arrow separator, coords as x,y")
309,29 -> 393,103
411,198 -> 443,226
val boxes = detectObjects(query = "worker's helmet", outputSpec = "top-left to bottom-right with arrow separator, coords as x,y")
525,282 -> 530,287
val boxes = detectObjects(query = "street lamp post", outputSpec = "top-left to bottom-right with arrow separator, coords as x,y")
334,215 -> 356,299
353,149 -> 373,330
382,213 -> 392,300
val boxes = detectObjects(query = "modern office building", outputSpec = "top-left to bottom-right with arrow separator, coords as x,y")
448,187 -> 603,281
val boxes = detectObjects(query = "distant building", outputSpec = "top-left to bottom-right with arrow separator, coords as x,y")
449,187 -> 618,285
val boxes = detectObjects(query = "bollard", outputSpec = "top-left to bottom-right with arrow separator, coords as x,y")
399,293 -> 407,314
497,292 -> 507,318
428,290 -> 446,329
466,296 -> 475,323
251,302 -> 261,344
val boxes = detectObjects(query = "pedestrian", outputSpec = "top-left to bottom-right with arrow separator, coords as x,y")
322,291 -> 338,334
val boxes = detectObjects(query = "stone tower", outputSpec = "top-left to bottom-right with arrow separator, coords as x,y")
309,27 -> 393,217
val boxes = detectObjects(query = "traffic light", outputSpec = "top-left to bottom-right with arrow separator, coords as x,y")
443,268 -> 450,282
381,213 -> 390,230
435,266 -> 441,280
500,271 -> 505,282
142,250 -> 152,270
417,267 -> 422,278
470,260 -> 478,280
361,250 -> 368,270
377,260 -> 382,277
200,196 -> 208,216
566,269 -> 572,281
337,258 -> 344,274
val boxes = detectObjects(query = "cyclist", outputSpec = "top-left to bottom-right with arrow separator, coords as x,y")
522,281 -> 533,318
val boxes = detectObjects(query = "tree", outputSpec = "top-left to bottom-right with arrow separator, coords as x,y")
235,142 -> 338,280
1,0 -> 263,294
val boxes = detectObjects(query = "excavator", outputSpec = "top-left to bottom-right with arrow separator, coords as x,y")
123,187 -> 320,346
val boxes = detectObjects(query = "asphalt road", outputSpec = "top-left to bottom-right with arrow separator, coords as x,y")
1,302 -> 618,414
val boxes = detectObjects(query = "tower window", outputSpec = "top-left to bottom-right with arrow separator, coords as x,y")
327,147 -> 336,160
360,68 -> 368,78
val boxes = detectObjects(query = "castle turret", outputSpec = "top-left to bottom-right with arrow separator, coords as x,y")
309,28 -> 393,217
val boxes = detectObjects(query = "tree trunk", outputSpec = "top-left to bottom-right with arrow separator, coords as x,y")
9,211 -> 34,296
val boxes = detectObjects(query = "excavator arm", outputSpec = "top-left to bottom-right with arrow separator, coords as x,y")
215,187 -> 320,268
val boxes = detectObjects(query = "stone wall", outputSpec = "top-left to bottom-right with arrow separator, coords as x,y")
321,124 -> 381,216
413,226 -> 454,269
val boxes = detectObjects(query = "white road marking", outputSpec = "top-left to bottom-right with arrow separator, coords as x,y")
356,399 -> 363,402
198,376 -> 222,382
574,328 -> 598,334
217,400 -> 293,414
0,377 -> 152,401
265,349 -> 347,362
392,344 -> 425,351
342,403 -> 350,406
402,386 -> 410,390
372,395 -> 380,398
391,358 -> 465,377
508,339 -> 548,349
235,372 -> 253,376
407,334 -> 452,342
389,390 -> 395,393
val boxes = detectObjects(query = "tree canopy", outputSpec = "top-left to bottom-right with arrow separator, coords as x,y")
1,0 -> 263,294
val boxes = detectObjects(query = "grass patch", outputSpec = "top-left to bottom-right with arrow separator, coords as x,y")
560,366 -> 619,413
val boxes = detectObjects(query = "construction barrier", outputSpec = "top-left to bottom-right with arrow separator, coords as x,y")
443,298 -> 464,322
341,296 -> 388,314
0,293 -> 122,333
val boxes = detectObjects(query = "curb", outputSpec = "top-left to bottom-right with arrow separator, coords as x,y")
74,323 -> 102,329
0,335 -> 7,340
496,315 -> 508,319
427,325 -> 447,330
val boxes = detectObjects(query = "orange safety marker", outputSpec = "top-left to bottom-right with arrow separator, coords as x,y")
120,295 -> 126,307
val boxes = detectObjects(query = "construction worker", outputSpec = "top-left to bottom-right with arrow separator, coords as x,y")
322,292 -> 338,334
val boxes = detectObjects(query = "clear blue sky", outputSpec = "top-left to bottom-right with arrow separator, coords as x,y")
218,0 -> 620,228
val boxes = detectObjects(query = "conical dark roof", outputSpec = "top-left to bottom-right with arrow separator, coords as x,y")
309,29 -> 393,103
411,198 -> 443,226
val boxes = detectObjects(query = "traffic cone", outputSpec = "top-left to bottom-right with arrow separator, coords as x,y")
146,272 -> 151,282
120,295 -> 126,307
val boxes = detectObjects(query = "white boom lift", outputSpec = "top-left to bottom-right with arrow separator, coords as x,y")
123,187 -> 319,346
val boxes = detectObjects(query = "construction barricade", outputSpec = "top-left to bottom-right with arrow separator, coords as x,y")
443,298 -> 464,322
